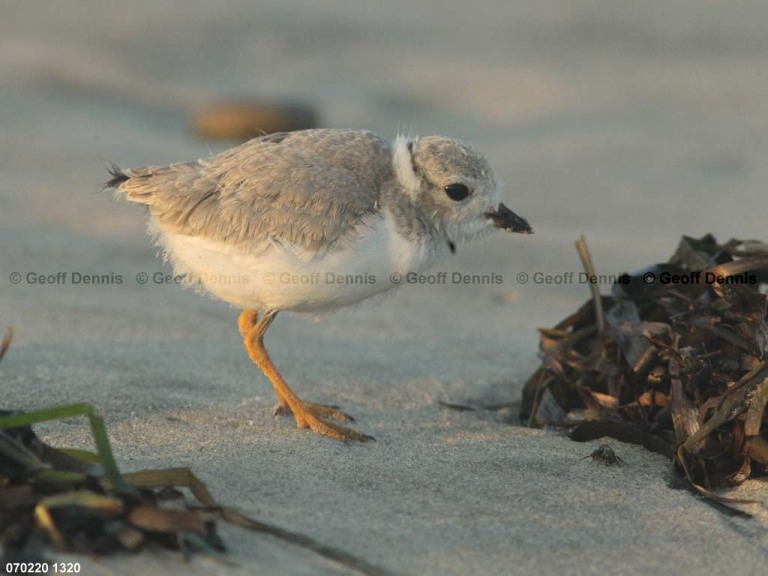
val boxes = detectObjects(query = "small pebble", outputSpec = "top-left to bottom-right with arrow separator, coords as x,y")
193,101 -> 319,141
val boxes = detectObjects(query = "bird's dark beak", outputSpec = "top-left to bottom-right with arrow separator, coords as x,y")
485,202 -> 533,234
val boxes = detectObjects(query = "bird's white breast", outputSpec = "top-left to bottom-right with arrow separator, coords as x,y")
157,209 -> 438,312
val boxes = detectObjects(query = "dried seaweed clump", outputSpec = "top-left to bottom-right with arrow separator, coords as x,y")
521,235 -> 768,491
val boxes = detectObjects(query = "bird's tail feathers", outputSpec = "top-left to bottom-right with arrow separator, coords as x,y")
104,163 -> 130,190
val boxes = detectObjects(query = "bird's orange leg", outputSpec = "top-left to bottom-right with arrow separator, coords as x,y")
238,309 -> 258,338
240,309 -> 355,421
240,309 -> 372,442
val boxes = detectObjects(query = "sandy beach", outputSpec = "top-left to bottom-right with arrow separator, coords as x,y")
2,1 -> 768,574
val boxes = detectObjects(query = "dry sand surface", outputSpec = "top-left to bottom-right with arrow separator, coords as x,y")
2,1 -> 768,574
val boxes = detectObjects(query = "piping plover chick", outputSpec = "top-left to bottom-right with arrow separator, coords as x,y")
108,129 -> 532,442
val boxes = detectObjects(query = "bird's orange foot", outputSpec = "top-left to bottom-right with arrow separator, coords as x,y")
274,399 -> 372,442
273,400 -> 355,422
302,415 -> 374,442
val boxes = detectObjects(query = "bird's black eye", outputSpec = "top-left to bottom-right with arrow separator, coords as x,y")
444,183 -> 470,201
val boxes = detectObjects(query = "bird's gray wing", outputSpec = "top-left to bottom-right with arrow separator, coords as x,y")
112,130 -> 394,255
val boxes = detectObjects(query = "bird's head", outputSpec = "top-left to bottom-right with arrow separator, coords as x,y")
393,135 -> 532,250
